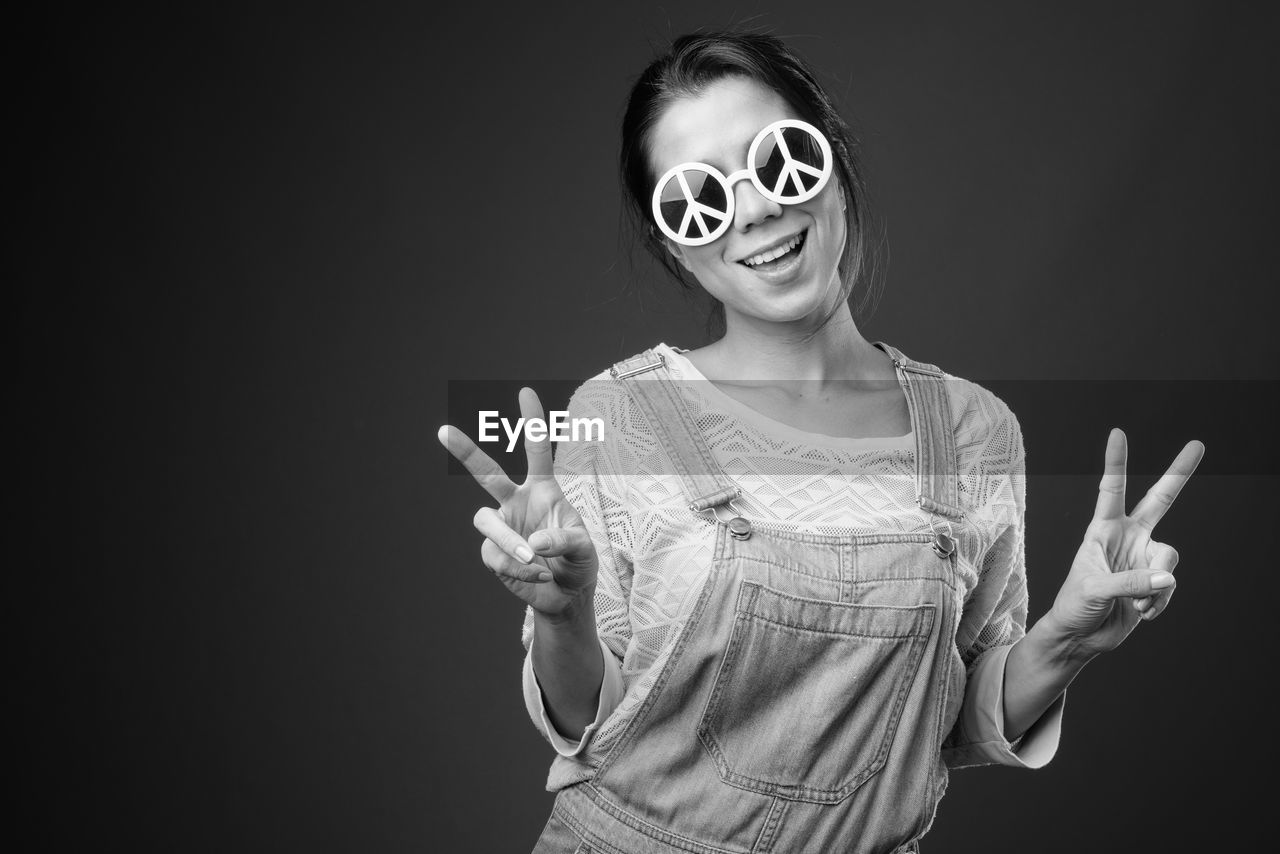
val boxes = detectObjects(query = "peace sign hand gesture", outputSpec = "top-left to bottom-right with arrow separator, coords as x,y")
1043,428 -> 1205,660
437,387 -> 598,618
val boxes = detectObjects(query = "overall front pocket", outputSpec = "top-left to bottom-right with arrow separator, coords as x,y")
696,580 -> 935,804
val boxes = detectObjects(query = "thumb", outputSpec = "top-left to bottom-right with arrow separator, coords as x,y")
1088,569 -> 1176,602
528,527 -> 595,564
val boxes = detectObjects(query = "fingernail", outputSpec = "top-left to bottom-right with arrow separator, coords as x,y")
1150,572 -> 1174,589
515,545 -> 535,564
538,570 -> 553,582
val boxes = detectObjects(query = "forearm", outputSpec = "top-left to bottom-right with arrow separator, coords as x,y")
530,595 -> 605,742
1002,617 -> 1092,741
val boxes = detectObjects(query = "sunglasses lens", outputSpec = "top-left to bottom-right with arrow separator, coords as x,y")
752,125 -> 828,199
657,169 -> 729,239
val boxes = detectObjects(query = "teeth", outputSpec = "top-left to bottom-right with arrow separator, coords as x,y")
744,232 -> 804,267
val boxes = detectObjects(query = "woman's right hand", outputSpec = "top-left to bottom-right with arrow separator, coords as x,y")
438,387 -> 599,619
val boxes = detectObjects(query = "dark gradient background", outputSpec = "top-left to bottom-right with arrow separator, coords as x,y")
18,2 -> 1278,851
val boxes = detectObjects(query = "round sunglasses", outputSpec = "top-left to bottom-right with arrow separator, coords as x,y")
651,119 -> 834,247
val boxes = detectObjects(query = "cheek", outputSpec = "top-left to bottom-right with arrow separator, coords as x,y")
831,208 -> 848,249
822,191 -> 846,228
689,245 -> 721,265
821,197 -> 848,250
680,248 -> 736,296
802,198 -> 844,254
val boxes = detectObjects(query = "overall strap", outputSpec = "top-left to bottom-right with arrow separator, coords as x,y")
873,342 -> 966,521
609,350 -> 739,512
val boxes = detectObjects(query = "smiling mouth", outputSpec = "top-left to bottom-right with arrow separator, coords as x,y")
739,229 -> 807,270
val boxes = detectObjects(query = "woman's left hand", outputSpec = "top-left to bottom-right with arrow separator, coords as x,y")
1043,428 -> 1205,660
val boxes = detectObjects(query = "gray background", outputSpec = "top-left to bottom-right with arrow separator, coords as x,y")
18,1 -> 1277,850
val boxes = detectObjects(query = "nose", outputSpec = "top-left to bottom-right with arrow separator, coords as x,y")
725,169 -> 782,233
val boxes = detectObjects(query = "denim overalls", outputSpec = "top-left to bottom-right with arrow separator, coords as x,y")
534,342 -> 970,854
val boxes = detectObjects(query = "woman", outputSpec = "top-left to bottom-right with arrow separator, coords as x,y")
438,32 -> 1203,853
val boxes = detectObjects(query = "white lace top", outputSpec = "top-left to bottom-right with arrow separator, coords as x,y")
520,342 -> 1059,791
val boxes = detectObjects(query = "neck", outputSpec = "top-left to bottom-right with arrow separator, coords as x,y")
707,303 -> 886,384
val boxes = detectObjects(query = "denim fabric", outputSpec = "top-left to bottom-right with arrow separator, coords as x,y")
531,807 -> 588,854
531,343 -> 968,853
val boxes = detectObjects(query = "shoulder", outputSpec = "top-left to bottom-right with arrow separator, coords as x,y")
938,369 -> 1022,465
557,345 -> 668,462
931,364 -> 1024,524
892,343 -> 1024,495
885,344 -> 1020,451
562,344 -> 663,421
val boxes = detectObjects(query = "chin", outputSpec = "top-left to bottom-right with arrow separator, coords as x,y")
739,287 -> 837,325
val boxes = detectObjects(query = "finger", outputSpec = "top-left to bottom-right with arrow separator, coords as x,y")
529,526 -> 595,565
1084,568 -> 1176,602
1146,581 -> 1172,622
1132,590 -> 1168,611
519,387 -> 554,481
473,506 -> 537,565
1138,542 -> 1180,620
1147,541 -> 1180,574
1093,428 -> 1128,521
1141,584 -> 1176,621
481,537 -> 554,584
439,425 -> 518,502
1131,441 -> 1205,532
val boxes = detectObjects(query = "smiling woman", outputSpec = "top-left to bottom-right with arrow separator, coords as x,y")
437,31 -> 1204,854
622,35 -> 877,341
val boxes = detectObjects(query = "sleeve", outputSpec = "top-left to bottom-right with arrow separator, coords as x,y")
519,382 -> 634,757
523,636 -> 625,757
941,400 -> 1066,770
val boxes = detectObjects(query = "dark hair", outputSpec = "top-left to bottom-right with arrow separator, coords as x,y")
619,31 -> 883,338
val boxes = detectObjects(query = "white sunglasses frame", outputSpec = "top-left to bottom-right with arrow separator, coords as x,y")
650,119 -> 834,247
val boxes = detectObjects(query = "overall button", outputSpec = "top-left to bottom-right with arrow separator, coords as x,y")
727,517 -> 752,541
931,531 -> 955,558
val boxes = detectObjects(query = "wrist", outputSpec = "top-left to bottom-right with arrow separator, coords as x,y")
536,585 -> 598,629
1026,614 -> 1098,669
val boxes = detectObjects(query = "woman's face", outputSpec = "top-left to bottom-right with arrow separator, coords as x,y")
648,76 -> 848,328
